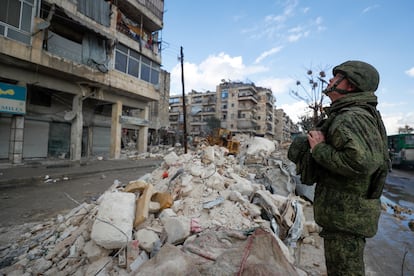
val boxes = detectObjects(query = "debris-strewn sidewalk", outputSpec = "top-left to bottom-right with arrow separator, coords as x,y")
0,155 -> 163,188
0,136 -> 327,275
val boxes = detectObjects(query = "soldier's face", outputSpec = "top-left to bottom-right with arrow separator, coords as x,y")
328,74 -> 347,89
326,74 -> 350,102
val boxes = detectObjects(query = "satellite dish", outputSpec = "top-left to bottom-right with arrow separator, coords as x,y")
64,111 -> 76,121
36,21 -> 50,30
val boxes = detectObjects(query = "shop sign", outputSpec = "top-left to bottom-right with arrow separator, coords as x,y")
0,83 -> 26,115
120,115 -> 149,126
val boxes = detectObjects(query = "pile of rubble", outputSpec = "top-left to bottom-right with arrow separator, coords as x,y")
0,136 -> 326,275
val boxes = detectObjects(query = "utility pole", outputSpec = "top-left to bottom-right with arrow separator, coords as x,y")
180,46 -> 188,153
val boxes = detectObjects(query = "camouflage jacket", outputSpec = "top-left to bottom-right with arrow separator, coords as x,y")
311,92 -> 388,237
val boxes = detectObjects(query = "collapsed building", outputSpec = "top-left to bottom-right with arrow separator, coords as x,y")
0,137 -> 328,275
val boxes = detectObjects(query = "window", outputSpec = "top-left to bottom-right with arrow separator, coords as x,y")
128,58 -> 139,77
115,51 -> 127,73
0,1 -> 20,28
140,56 -> 150,82
221,90 -> 228,99
150,63 -> 160,85
115,44 -> 140,76
169,98 -> 180,104
114,43 -> 160,86
0,0 -> 35,44
405,135 -> 414,145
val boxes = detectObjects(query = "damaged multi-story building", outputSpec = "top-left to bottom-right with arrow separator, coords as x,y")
274,108 -> 299,143
0,0 -> 168,164
168,80 -> 299,143
216,81 -> 276,138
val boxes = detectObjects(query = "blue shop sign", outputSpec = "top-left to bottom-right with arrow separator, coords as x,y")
0,83 -> 27,115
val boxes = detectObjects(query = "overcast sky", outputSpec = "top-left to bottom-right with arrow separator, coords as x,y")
160,0 -> 414,135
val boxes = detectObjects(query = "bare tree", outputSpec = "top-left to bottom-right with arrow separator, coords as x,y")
398,125 -> 413,134
290,67 -> 329,128
297,114 -> 314,132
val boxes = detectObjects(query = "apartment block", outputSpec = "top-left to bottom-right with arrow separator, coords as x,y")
274,108 -> 299,143
0,0 -> 167,164
168,81 -> 298,143
216,81 -> 258,135
256,87 -> 276,137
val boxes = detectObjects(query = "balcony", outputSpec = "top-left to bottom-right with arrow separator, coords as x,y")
238,94 -> 258,104
238,104 -> 254,111
190,121 -> 205,126
117,0 -> 164,31
266,100 -> 274,107
237,119 -> 257,130
201,107 -> 216,114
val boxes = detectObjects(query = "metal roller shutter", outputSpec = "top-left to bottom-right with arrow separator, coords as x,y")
0,117 -> 11,159
92,126 -> 110,157
23,120 -> 49,158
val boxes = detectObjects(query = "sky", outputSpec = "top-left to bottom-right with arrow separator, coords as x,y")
160,0 -> 414,135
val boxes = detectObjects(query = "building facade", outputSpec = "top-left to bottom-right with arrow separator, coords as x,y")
256,87 -> 275,137
0,0 -> 166,163
274,108 -> 299,143
168,81 -> 298,143
216,81 -> 277,138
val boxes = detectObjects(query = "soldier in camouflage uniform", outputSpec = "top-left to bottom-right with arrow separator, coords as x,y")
305,61 -> 389,275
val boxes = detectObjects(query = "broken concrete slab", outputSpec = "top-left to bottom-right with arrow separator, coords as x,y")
91,192 -> 135,249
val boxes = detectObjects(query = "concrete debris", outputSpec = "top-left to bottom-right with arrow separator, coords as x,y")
91,192 -> 135,249
0,137 -> 327,275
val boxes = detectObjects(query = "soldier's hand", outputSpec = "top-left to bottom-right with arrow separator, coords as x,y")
307,130 -> 325,152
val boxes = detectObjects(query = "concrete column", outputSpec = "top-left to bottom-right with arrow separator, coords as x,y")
110,101 -> 122,159
137,106 -> 148,153
9,115 -> 24,164
30,18 -> 45,63
70,95 -> 83,161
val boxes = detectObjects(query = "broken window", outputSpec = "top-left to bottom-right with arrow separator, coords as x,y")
0,0 -> 35,44
39,3 -> 112,72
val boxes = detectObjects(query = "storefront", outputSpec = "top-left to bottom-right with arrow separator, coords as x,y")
0,82 -> 27,162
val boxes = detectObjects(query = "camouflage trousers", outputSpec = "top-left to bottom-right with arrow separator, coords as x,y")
321,231 -> 366,276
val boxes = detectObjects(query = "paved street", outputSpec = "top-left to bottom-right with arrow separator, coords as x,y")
0,158 -> 162,227
365,168 -> 414,275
